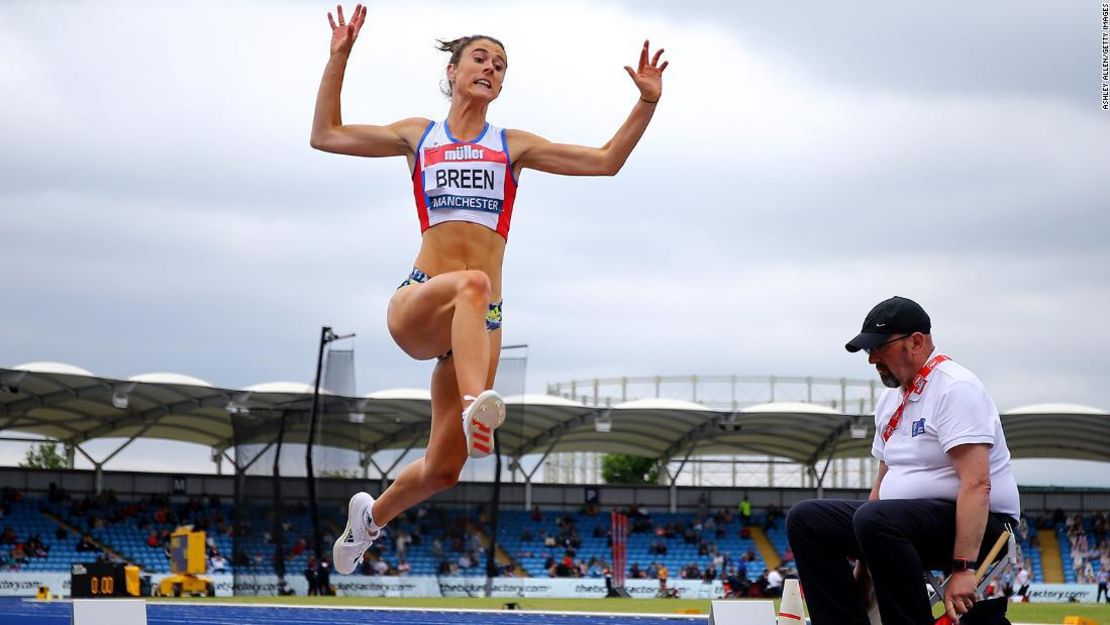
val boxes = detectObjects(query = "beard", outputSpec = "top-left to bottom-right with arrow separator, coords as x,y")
878,368 -> 901,388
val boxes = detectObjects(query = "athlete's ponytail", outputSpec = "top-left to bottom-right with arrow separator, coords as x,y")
436,35 -> 507,97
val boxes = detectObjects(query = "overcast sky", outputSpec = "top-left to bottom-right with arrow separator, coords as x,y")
1,1 -> 1107,486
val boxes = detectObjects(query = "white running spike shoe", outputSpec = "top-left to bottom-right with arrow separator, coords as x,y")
332,491 -> 381,575
462,389 -> 506,458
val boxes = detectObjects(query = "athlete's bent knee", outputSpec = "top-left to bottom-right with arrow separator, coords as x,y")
455,271 -> 491,304
424,464 -> 462,492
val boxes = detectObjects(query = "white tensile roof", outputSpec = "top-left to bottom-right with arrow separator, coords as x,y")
1,365 -> 1104,466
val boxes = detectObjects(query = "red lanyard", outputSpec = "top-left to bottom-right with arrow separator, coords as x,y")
881,354 -> 950,442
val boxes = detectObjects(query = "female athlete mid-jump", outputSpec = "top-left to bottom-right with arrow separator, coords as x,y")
310,4 -> 668,574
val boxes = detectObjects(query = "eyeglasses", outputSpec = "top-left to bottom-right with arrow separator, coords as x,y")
863,334 -> 913,355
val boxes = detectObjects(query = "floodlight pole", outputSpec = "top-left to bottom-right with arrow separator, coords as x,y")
307,325 -> 355,566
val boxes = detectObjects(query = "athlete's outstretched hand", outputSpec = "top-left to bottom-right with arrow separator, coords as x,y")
624,40 -> 668,103
328,4 -> 367,56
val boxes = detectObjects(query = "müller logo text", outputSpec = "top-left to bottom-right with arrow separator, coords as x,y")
443,145 -> 485,161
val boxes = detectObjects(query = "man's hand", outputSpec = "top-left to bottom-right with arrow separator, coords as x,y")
943,570 -> 978,621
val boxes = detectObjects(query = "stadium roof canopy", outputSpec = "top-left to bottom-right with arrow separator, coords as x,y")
1,364 -> 1106,482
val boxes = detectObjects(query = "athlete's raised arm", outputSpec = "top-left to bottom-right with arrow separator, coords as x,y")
510,40 -> 668,177
310,4 -> 429,158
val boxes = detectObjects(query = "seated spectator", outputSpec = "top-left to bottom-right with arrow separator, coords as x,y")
0,526 -> 15,544
752,569 -> 770,597
76,533 -> 97,552
289,537 -> 306,558
28,535 -> 48,558
682,562 -> 700,579
11,543 -> 29,565
397,557 -> 411,576
587,558 -> 605,578
702,565 -> 718,583
372,558 -> 389,575
209,553 -> 227,572
725,569 -> 751,597
766,567 -> 784,597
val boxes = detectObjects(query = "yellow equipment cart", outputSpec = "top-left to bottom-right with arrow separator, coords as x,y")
157,527 -> 215,597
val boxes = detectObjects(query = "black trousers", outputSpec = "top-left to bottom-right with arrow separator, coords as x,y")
785,498 -> 1013,625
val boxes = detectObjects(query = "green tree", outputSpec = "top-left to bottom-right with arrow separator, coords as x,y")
20,442 -> 67,469
601,454 -> 659,485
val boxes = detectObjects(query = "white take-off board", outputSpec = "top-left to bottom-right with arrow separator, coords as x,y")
73,598 -> 147,625
708,599 -> 777,625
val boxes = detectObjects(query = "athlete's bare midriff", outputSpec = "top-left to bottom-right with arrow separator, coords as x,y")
411,221 -> 506,300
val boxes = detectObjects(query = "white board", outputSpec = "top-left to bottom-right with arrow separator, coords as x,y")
73,599 -> 147,625
709,599 -> 777,625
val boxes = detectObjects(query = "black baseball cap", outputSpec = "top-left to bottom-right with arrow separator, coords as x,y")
845,296 -> 931,353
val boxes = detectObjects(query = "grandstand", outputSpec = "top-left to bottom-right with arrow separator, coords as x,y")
2,468 -> 1108,599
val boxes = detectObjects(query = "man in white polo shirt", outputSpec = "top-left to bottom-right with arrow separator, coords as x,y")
786,296 -> 1019,625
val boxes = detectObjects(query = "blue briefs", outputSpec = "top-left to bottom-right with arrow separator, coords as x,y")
398,268 -> 503,332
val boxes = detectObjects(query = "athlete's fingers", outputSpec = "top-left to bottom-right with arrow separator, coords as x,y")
639,40 -> 649,72
651,48 -> 664,66
354,5 -> 367,36
658,60 -> 669,73
336,4 -> 345,25
624,65 -> 636,78
328,12 -> 337,30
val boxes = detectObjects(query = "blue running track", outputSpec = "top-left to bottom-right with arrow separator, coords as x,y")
0,598 -> 707,625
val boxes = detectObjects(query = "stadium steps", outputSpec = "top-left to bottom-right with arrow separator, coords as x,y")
749,527 -> 780,569
40,509 -> 136,568
1036,529 -> 1064,583
466,520 -> 524,575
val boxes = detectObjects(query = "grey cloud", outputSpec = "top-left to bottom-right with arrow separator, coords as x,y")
628,0 -> 1094,105
1,0 -> 1106,439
